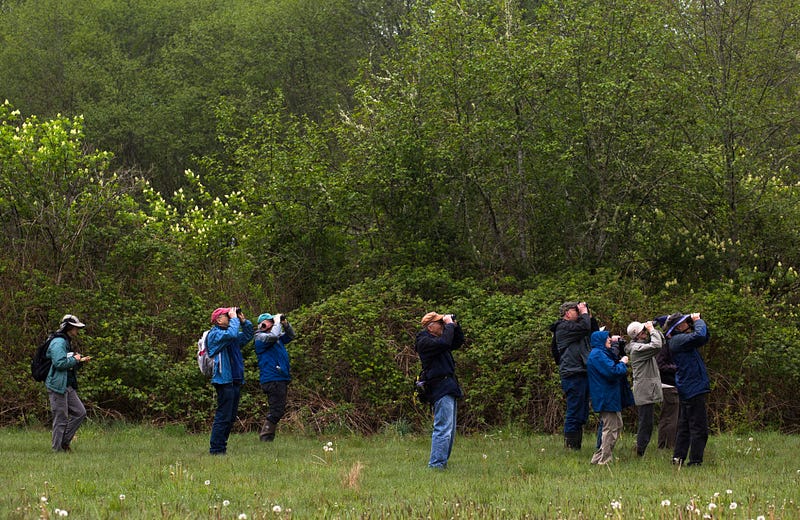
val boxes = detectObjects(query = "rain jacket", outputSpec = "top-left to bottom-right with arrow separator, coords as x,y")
668,318 -> 711,400
254,321 -> 295,384
415,322 -> 464,404
624,329 -> 664,405
553,313 -> 593,379
587,331 -> 633,412
45,335 -> 81,394
207,316 -> 254,385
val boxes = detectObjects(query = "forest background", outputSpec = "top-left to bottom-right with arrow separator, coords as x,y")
2,0 -> 800,435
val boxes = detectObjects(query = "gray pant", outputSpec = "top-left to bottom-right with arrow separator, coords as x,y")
48,387 -> 86,451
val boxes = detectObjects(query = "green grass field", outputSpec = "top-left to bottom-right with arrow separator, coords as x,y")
1,424 -> 798,519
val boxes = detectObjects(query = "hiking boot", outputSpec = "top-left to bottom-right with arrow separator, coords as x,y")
260,420 -> 276,442
564,431 -> 581,450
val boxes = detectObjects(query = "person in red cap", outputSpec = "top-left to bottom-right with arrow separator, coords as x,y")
415,311 -> 464,469
207,307 -> 254,455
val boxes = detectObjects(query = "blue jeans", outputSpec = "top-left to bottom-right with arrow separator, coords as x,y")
429,394 -> 457,468
561,374 -> 589,433
210,383 -> 241,454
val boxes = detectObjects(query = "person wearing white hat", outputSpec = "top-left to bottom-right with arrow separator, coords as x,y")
46,314 -> 90,452
624,320 -> 664,457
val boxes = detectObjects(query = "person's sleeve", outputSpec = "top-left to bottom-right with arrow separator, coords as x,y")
237,319 -> 255,345
207,326 -> 238,356
416,324 -> 458,356
281,323 -> 296,344
48,338 -> 77,370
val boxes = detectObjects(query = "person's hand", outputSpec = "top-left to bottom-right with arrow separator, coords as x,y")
611,335 -> 622,343
443,314 -> 454,325
577,302 -> 588,314
620,355 -> 629,364
644,321 -> 654,332
273,314 -> 282,324
75,354 -> 91,362
691,312 -> 701,321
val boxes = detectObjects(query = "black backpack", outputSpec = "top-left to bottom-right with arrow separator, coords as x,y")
31,332 -> 68,382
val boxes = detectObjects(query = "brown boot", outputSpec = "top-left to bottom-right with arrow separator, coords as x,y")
260,420 -> 276,442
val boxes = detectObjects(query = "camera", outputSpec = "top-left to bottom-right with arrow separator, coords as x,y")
280,314 -> 288,322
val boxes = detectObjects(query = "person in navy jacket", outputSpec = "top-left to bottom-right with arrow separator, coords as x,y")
665,312 -> 711,466
207,307 -> 254,455
415,311 -> 464,469
254,312 -> 295,442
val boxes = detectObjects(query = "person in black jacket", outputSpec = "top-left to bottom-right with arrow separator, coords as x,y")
415,311 -> 464,469
552,301 -> 595,450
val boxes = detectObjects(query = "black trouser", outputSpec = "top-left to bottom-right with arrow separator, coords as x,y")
260,381 -> 289,425
636,403 -> 655,454
673,393 -> 709,464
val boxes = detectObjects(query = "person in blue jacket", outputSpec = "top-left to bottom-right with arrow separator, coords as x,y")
665,312 -> 711,466
587,330 -> 631,464
254,312 -> 295,442
46,314 -> 91,452
415,311 -> 464,469
207,306 -> 254,455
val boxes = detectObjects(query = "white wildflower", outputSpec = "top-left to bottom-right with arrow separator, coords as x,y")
273,505 -> 282,513
707,503 -> 716,510
223,500 -> 230,507
726,489 -> 733,494
611,500 -> 621,510
40,497 -> 48,503
205,480 -> 211,485
661,499 -> 671,507
729,502 -> 738,510
119,494 -> 126,501
239,514 -> 248,520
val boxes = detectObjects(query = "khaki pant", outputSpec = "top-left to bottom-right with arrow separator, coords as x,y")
591,411 -> 622,464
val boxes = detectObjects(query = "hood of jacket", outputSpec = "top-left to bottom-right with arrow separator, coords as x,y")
590,330 -> 609,350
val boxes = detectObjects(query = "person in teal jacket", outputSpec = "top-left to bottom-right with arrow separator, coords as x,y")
207,307 -> 254,455
254,312 -> 295,441
45,314 -> 91,452
587,330 -> 631,464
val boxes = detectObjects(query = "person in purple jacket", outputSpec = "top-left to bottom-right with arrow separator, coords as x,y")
665,312 -> 711,466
